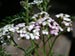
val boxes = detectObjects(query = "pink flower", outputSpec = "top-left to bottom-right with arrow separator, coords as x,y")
49,20 -> 63,36
50,29 -> 59,36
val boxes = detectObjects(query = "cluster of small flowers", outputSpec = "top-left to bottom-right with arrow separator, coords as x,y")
32,11 -> 63,36
0,23 -> 40,40
17,22 -> 40,40
0,12 -> 73,45
0,22 -> 40,45
56,13 -> 72,32
0,24 -> 14,45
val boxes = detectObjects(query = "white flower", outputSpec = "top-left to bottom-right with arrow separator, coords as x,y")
63,17 -> 71,21
1,41 -> 3,43
47,17 -> 54,23
29,33 -> 35,39
62,21 -> 71,26
59,26 -> 64,31
54,32 -> 58,36
9,28 -> 15,32
30,22 -> 36,24
32,11 -> 49,24
42,30 -> 48,35
16,23 -> 25,28
19,30 -> 23,34
7,35 -> 11,39
4,24 -> 14,28
56,13 -> 64,18
14,27 -> 19,30
33,29 -> 40,36
65,14 -> 70,17
34,31 -> 40,36
22,30 -> 26,33
67,27 -> 72,32
37,17 -> 48,24
2,30 -> 8,35
50,30 -> 59,36
1,24 -> 14,35
56,13 -> 70,18
32,14 -> 38,19
34,26 -> 40,30
56,13 -> 72,32
42,21 -> 47,26
2,24 -> 14,35
34,36 -> 39,39
37,19 -> 43,24
27,24 -> 35,31
33,29 -> 38,33
24,34 -> 30,39
16,30 -> 20,33
20,27 -> 27,33
40,11 -> 49,17
20,33 -> 25,37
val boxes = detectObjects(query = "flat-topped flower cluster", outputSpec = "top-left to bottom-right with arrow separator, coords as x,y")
0,11 -> 72,45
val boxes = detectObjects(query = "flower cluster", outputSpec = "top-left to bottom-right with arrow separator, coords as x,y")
0,12 -> 73,45
0,23 -> 40,45
32,11 -> 63,36
56,13 -> 72,32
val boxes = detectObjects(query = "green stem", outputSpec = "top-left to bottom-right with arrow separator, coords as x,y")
45,35 -> 52,44
42,0 -> 48,11
48,35 -> 52,54
26,0 -> 29,24
49,37 -> 58,56
11,38 -> 27,54
23,0 -> 29,24
25,46 -> 36,56
42,35 -> 47,56
40,27 -> 47,56
24,40 -> 40,56
31,40 -> 39,56
47,31 -> 64,56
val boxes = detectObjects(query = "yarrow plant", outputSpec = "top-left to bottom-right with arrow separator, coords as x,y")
0,0 -> 73,56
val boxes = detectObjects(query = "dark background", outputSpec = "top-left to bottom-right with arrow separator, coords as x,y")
49,0 -> 75,15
